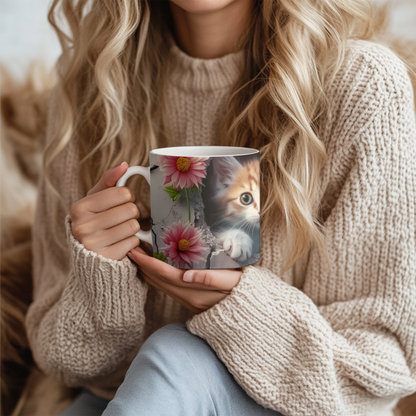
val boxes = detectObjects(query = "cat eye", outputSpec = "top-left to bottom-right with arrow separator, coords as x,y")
240,193 -> 253,205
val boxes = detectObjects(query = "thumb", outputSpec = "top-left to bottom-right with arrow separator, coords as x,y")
87,162 -> 129,195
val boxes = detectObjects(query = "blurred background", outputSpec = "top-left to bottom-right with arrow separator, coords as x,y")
1,0 -> 416,78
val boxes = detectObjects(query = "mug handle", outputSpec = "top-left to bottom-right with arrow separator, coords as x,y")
116,166 -> 152,245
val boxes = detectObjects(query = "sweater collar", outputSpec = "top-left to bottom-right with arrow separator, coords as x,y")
168,38 -> 245,92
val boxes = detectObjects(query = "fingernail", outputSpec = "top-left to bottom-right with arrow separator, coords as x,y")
183,271 -> 194,282
120,161 -> 127,167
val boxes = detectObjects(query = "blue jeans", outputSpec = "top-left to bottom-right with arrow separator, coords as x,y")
60,390 -> 109,416
62,322 -> 282,416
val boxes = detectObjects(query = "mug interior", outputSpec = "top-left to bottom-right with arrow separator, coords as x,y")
150,146 -> 258,157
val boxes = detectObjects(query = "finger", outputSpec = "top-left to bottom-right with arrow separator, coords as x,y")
140,270 -> 224,314
88,162 -> 129,195
86,219 -> 141,248
141,272 -> 202,314
182,269 -> 241,291
101,235 -> 140,261
129,248 -> 239,292
83,186 -> 136,214
133,246 -> 148,255
129,248 -> 185,281
84,202 -> 140,231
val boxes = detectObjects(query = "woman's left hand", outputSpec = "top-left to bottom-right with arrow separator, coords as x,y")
127,247 -> 242,314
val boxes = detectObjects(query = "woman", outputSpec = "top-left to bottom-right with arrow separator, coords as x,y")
26,0 -> 416,415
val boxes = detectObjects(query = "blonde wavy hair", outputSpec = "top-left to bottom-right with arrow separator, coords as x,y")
46,0 -> 387,272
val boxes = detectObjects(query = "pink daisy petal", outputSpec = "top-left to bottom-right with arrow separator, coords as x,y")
181,227 -> 194,241
188,254 -> 205,264
187,245 -> 204,254
179,252 -> 191,264
187,235 -> 201,245
163,176 -> 172,185
177,177 -> 187,189
171,171 -> 180,183
158,155 -> 208,190
188,243 -> 202,252
164,166 -> 179,175
184,173 -> 198,184
172,228 -> 182,241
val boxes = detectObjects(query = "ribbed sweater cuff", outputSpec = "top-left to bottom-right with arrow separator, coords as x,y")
65,214 -> 146,319
186,265 -> 339,414
186,265 -> 331,342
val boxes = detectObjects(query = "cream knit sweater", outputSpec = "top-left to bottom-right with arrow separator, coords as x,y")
26,39 -> 416,416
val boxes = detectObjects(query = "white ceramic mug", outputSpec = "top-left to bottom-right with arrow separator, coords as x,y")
116,146 -> 260,269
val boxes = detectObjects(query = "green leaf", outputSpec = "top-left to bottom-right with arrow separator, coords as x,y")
153,252 -> 168,263
164,185 -> 181,201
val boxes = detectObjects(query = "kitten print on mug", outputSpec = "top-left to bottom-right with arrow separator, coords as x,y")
150,154 -> 261,269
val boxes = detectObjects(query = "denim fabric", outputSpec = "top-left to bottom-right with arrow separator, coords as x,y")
60,389 -> 109,416
102,322 -> 282,416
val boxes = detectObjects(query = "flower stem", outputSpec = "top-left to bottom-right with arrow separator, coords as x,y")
185,188 -> 191,221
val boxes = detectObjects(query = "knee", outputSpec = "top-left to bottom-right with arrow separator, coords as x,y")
133,322 -> 195,368
142,322 -> 189,353
147,322 -> 188,343
104,323 -> 218,416
133,321 -> 214,374
123,321 -> 210,389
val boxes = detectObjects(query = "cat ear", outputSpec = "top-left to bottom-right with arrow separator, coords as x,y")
212,156 -> 242,189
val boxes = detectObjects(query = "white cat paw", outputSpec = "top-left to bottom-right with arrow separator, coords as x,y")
217,229 -> 253,262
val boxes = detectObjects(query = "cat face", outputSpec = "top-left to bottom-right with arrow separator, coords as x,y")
212,156 -> 260,229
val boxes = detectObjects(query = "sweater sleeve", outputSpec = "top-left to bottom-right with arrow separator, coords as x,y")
25,88 -> 148,388
186,42 -> 416,415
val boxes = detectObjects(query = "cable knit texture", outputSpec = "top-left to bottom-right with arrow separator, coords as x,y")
26,39 -> 416,415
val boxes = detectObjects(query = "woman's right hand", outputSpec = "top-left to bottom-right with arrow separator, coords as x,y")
70,162 -> 141,261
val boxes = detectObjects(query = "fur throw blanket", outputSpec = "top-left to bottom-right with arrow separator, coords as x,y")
0,65 -> 75,416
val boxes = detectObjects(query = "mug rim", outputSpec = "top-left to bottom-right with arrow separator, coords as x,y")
150,146 -> 259,157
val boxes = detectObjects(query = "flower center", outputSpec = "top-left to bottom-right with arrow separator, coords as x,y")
178,239 -> 190,252
176,157 -> 191,172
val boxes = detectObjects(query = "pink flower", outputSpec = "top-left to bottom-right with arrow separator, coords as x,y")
161,221 -> 208,269
158,156 -> 208,189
